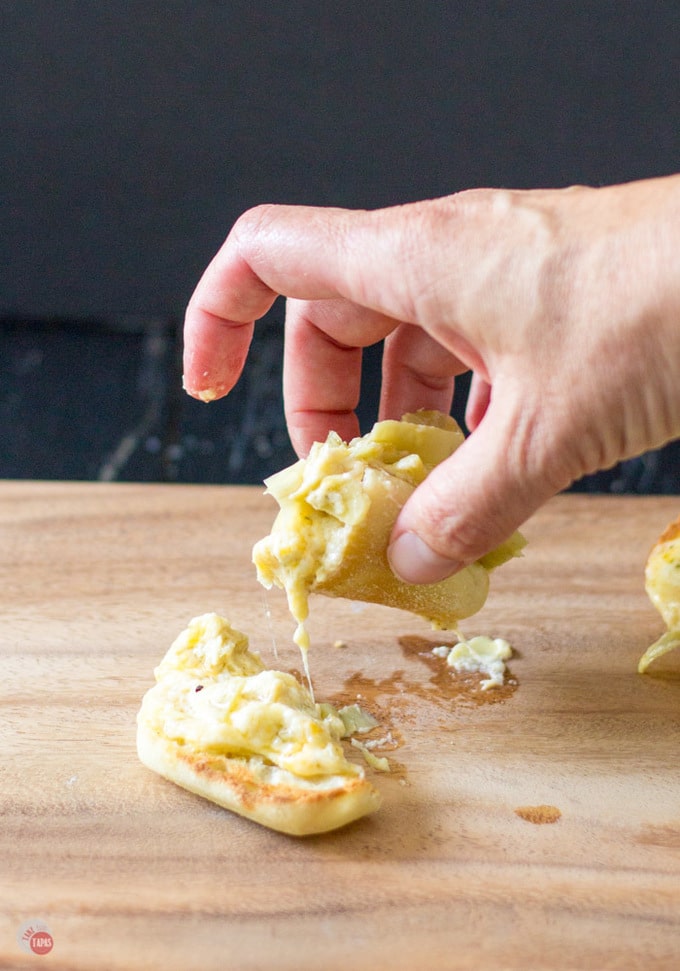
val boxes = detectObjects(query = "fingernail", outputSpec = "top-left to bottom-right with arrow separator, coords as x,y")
387,532 -> 462,585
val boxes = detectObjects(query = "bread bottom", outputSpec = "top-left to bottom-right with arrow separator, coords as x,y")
137,720 -> 381,837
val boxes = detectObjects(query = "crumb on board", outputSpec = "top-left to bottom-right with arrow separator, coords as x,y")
514,804 -> 562,825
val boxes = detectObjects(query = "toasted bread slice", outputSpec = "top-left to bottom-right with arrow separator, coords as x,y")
137,614 -> 381,835
253,410 -> 526,647
639,515 -> 680,673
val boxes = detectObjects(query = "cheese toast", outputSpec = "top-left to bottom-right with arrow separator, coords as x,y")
137,613 -> 381,835
253,410 -> 526,656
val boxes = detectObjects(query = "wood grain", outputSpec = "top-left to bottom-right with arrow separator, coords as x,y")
1,482 -> 680,970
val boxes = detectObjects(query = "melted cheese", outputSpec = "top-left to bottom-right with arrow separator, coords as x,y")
435,635 -> 512,690
252,429 -> 382,672
639,531 -> 680,673
138,613 -> 361,779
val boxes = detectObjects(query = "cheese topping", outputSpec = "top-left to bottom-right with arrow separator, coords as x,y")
138,613 -> 362,780
434,635 -> 512,690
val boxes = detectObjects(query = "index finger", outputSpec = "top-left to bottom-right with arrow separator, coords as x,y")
182,202 -> 426,401
182,239 -> 278,401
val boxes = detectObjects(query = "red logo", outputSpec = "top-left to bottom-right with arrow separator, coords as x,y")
30,931 -> 54,955
17,919 -> 54,956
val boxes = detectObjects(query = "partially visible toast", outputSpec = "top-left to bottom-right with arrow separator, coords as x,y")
655,517 -> 680,548
639,515 -> 680,673
253,411 -> 526,646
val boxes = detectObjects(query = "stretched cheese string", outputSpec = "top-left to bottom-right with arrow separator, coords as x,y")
286,579 -> 314,702
294,621 -> 314,703
261,589 -> 279,661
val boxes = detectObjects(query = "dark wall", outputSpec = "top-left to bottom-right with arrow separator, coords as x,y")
2,1 -> 678,316
1,2 -> 678,487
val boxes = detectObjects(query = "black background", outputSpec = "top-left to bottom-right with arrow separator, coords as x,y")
1,1 -> 678,487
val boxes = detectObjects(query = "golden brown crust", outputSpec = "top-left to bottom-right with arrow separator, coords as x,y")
655,515 -> 680,547
137,720 -> 381,837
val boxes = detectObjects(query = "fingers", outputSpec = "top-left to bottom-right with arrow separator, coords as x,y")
379,324 -> 461,421
283,298 -> 397,455
183,199 -> 453,402
283,301 -> 476,454
183,240 -> 280,401
183,310 -> 255,402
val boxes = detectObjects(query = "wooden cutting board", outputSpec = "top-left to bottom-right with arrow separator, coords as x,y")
1,482 -> 680,970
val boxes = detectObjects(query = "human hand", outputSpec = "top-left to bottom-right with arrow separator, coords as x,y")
183,175 -> 680,582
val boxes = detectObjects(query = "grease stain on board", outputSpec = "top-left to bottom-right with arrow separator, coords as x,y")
325,633 -> 519,753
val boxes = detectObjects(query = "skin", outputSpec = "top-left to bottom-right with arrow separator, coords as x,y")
184,174 -> 680,583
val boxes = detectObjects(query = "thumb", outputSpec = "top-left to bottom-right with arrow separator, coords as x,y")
387,396 -> 564,583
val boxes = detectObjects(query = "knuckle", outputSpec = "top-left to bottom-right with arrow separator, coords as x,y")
229,204 -> 281,263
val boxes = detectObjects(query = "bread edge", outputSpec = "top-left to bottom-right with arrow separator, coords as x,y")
136,720 -> 382,837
